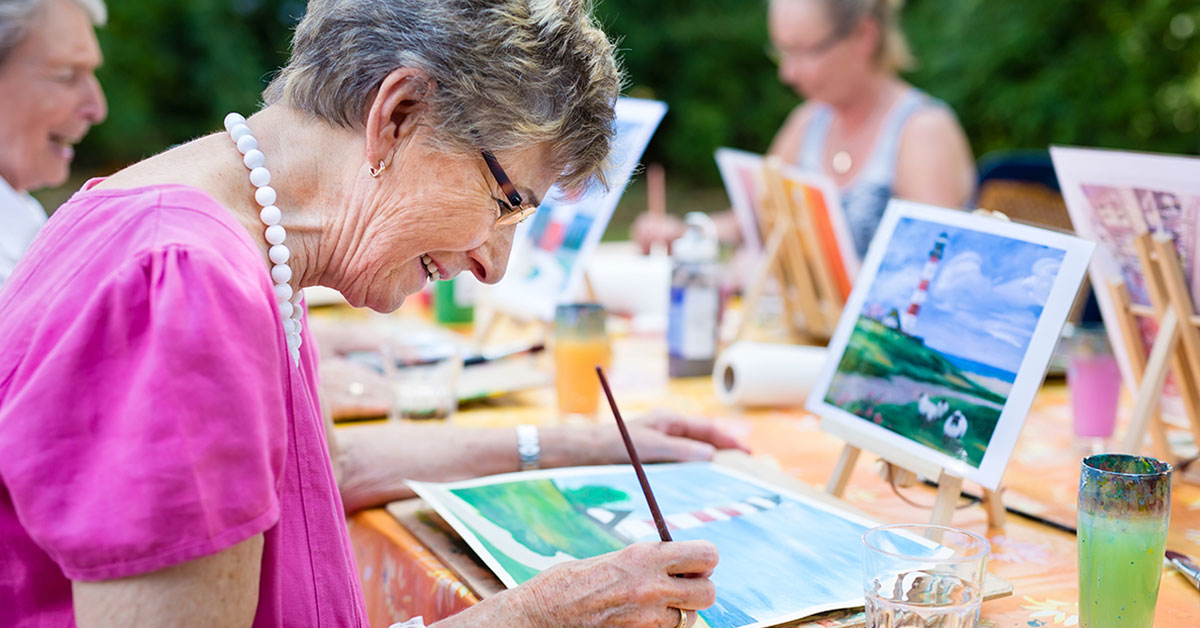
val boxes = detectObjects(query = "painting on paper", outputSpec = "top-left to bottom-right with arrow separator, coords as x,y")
489,98 -> 666,321
410,462 -> 935,628
1051,146 -> 1200,426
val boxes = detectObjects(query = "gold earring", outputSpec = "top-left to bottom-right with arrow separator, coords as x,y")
369,159 -> 388,178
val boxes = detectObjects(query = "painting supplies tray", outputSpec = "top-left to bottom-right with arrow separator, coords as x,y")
388,451 -> 1011,628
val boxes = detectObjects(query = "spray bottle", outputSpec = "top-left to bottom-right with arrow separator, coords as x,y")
668,212 -> 720,378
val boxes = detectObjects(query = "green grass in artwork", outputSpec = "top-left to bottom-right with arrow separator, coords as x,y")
836,316 -> 1005,405
827,316 -> 1009,467
843,399 -> 998,466
452,479 -> 627,582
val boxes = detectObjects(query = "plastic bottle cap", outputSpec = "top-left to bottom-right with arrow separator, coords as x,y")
672,212 -> 719,262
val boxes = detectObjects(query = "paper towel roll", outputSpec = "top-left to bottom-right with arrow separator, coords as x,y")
714,342 -> 828,407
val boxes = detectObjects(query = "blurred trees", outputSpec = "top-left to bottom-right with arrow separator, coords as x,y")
76,0 -> 1200,186
903,0 -> 1200,160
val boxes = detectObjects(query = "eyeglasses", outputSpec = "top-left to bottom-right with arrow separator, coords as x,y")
765,29 -> 846,65
482,150 -> 537,227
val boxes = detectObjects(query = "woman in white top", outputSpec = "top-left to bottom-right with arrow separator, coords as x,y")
634,0 -> 975,256
0,0 -> 107,286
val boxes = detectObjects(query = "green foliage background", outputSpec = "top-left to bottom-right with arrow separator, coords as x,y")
71,0 -> 1200,188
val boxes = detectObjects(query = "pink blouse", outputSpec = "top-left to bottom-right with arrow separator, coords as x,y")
0,182 -> 367,626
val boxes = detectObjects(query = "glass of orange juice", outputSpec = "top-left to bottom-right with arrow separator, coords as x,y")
553,303 -> 612,421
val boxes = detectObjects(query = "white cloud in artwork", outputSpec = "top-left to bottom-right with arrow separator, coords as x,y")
869,264 -> 923,311
981,317 -> 1036,348
917,251 -> 1058,366
932,251 -> 987,301
993,256 -> 1061,308
860,218 -> 1069,371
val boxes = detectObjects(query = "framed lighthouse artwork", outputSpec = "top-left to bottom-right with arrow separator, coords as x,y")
806,201 -> 1094,489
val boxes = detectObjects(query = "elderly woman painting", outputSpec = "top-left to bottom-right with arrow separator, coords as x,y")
0,1 -> 720,626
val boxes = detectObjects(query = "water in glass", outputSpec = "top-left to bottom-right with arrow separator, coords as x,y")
865,571 -> 981,628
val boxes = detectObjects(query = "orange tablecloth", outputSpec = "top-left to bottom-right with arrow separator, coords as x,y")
344,334 -> 1200,628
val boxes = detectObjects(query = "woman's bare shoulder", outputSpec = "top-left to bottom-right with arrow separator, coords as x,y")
91,133 -> 224,192
767,101 -> 818,160
903,102 -> 968,143
895,102 -> 976,207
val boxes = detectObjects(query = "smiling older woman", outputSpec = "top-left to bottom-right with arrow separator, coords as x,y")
0,1 -> 719,627
0,0 -> 107,285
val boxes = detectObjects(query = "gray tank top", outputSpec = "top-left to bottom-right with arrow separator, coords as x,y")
796,88 -> 941,257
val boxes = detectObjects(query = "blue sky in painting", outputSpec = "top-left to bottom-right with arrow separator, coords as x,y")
864,218 -> 1066,374
552,464 -> 929,628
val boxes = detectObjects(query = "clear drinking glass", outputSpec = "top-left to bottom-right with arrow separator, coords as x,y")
862,524 -> 991,628
553,303 -> 612,422
1077,454 -> 1172,628
1062,324 -> 1122,452
380,341 -> 462,421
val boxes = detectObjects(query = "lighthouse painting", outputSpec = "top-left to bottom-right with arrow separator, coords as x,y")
898,232 -> 948,335
808,202 -> 1094,486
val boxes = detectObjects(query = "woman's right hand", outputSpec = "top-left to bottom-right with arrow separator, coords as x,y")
510,540 -> 718,628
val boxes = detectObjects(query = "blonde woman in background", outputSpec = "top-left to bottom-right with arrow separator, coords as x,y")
634,0 -> 975,257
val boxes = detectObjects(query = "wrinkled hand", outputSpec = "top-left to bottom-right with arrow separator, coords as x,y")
631,410 -> 750,461
512,541 -> 717,628
572,410 -> 750,465
631,212 -> 685,255
319,357 -> 392,420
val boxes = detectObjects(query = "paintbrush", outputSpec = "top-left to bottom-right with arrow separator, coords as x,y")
596,366 -> 673,542
1165,549 -> 1200,592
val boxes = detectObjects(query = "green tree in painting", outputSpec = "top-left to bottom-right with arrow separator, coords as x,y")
452,481 -> 626,559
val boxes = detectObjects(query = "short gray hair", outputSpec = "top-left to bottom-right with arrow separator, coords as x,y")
0,0 -> 107,65
265,0 -> 622,192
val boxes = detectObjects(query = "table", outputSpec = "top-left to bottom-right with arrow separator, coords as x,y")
340,331 -> 1200,627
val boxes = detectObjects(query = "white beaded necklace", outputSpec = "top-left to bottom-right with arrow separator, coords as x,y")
224,112 -> 303,366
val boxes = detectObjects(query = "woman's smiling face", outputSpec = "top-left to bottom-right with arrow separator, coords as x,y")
330,132 -> 558,313
0,0 -> 107,192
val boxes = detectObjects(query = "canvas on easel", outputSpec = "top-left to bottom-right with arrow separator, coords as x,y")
1051,146 -> 1200,467
805,201 -> 1094,527
714,148 -> 857,341
480,98 -> 667,336
715,147 -> 769,254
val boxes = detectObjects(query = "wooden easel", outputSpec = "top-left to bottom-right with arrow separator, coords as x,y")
1113,232 -> 1200,469
737,157 -> 844,342
823,442 -> 1007,532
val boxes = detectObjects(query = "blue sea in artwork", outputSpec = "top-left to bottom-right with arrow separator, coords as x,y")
550,463 -> 931,627
942,353 -> 1017,384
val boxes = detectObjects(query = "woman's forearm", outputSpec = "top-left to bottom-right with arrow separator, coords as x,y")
426,587 -> 542,628
335,422 -> 519,511
334,422 -> 623,512
332,418 -> 729,512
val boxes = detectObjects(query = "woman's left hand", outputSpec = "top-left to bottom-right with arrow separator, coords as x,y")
545,411 -> 749,467
629,410 -> 751,461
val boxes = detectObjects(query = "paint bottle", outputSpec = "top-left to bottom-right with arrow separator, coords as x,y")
434,276 -> 476,325
668,212 -> 720,378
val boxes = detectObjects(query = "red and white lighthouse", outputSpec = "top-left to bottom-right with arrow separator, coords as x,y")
900,232 -> 948,335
